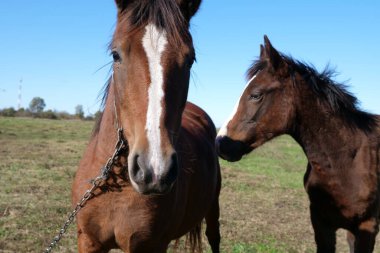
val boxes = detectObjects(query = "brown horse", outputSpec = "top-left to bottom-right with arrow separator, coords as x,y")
72,0 -> 221,252
216,36 -> 380,253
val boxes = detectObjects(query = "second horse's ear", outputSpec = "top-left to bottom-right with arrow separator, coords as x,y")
259,44 -> 266,59
114,0 -> 136,13
177,0 -> 202,20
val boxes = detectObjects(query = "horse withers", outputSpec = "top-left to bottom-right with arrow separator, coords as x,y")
216,36 -> 380,253
72,1 -> 221,252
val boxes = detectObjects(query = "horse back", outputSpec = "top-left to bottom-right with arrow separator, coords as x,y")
179,101 -> 219,175
181,101 -> 217,142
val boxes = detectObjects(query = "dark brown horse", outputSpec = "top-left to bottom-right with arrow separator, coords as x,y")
72,0 -> 221,252
216,36 -> 380,253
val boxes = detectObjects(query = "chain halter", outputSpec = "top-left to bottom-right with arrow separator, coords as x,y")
44,101 -> 127,253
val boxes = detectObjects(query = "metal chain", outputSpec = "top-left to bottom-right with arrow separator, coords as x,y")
44,127 -> 126,253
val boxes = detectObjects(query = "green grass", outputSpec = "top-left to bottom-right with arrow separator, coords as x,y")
0,117 -> 93,252
2,117 -> 380,252
220,136 -> 306,190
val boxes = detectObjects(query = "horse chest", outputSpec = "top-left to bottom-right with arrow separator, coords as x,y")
85,188 -> 186,247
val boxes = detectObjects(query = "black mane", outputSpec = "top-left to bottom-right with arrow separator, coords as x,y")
113,0 -> 190,48
247,55 -> 377,132
92,77 -> 112,137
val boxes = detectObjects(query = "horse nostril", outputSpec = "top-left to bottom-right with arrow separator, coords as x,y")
170,153 -> 178,167
162,153 -> 178,186
131,155 -> 143,183
129,152 -> 178,194
131,155 -> 152,185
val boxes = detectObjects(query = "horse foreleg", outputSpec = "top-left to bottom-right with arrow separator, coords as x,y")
205,196 -> 221,253
310,206 -> 336,253
77,228 -> 107,253
353,219 -> 378,253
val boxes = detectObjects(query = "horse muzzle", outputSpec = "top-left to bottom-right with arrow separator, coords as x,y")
215,135 -> 251,162
129,152 -> 178,195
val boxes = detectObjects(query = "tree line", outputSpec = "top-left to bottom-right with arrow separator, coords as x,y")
0,97 -> 101,121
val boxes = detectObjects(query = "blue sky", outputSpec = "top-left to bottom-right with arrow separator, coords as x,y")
0,1 -> 379,126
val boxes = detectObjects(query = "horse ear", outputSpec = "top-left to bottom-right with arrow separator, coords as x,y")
114,0 -> 134,12
177,0 -> 202,20
115,0 -> 125,12
263,35 -> 284,70
259,44 -> 266,59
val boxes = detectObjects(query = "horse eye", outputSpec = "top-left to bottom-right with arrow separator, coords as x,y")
249,93 -> 263,101
112,51 -> 121,62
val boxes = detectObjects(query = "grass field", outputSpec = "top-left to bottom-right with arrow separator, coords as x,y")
1,117 -> 379,253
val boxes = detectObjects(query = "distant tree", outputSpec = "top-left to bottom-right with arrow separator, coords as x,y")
41,109 -> 58,120
15,107 -> 31,117
75,105 -> 84,119
84,115 -> 94,121
56,111 -> 72,120
29,97 -> 46,113
94,110 -> 102,122
0,107 -> 16,117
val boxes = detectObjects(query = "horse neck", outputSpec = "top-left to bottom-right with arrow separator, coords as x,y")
290,86 -> 368,161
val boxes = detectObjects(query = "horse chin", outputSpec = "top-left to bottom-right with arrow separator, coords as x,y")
249,137 -> 269,150
141,186 -> 173,196
249,142 -> 261,150
130,180 -> 175,196
219,152 -> 243,162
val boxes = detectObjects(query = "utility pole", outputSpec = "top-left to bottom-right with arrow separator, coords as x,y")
18,78 -> 22,110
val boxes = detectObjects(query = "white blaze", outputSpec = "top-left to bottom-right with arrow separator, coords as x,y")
217,72 -> 260,137
142,23 -> 168,175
